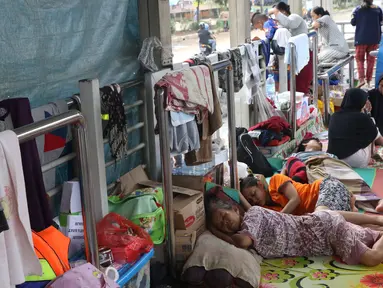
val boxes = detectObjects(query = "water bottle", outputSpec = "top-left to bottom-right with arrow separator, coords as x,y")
266,74 -> 276,101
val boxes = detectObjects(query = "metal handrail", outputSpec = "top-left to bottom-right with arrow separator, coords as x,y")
14,110 -> 99,268
318,55 -> 355,125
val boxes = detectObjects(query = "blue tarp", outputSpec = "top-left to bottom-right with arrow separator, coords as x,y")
0,0 -> 141,107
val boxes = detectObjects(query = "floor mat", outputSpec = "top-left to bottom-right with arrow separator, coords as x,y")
261,256 -> 383,288
354,168 -> 376,188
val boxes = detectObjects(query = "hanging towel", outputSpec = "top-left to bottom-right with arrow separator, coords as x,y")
244,43 -> 261,86
155,65 -> 214,122
273,28 -> 292,48
285,33 -> 310,75
230,48 -> 244,92
0,98 -> 52,232
0,130 -> 42,288
218,51 -> 231,91
32,100 -> 71,192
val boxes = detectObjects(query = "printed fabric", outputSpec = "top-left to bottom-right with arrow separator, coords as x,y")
230,48 -> 244,92
241,207 -> 380,265
316,176 -> 352,211
155,65 -> 214,122
218,51 -> 230,92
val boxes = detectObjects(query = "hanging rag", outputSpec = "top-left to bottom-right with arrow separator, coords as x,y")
155,65 -> 215,122
0,130 -> 42,288
0,98 -> 52,232
138,37 -> 162,72
285,33 -> 310,75
169,115 -> 200,155
230,48 -> 244,92
185,63 -> 222,166
244,43 -> 261,86
218,51 -> 231,91
273,28 -> 291,49
31,100 -> 71,192
100,84 -> 128,160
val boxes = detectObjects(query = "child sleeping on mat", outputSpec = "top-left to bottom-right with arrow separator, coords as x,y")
239,173 -> 358,214
206,188 -> 383,267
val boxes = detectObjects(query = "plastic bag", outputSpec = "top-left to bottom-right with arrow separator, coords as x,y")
97,213 -> 153,264
254,87 -> 279,123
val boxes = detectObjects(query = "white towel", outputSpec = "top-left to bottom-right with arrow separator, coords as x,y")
285,33 -> 310,75
0,130 -> 42,287
273,28 -> 291,48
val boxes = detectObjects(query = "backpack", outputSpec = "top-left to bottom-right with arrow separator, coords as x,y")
237,133 -> 274,177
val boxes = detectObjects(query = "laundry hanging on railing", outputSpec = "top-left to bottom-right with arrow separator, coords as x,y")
285,34 -> 310,75
100,84 -> 128,160
218,49 -> 244,93
0,98 -> 52,232
32,100 -> 71,192
0,130 -> 42,288
155,65 -> 215,121
154,65 -> 222,164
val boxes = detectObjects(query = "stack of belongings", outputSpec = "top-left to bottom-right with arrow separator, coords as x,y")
248,116 -> 292,157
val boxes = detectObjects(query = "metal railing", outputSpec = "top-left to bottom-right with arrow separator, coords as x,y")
14,110 -> 99,267
319,55 -> 355,125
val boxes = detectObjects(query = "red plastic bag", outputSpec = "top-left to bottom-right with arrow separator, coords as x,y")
97,213 -> 153,264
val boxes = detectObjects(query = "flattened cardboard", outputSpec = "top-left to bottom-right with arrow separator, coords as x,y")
120,165 -> 200,197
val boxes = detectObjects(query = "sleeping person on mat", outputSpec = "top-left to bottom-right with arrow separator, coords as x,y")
206,187 -> 383,267
239,173 -> 358,214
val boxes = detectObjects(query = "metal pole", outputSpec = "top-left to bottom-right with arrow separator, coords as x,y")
14,110 -> 99,267
349,56 -> 355,88
226,66 -> 239,190
312,34 -> 319,107
289,43 -> 297,139
322,77 -> 330,126
156,88 -> 176,277
74,121 -> 100,268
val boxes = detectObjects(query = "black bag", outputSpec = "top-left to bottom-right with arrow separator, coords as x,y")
237,133 -> 274,177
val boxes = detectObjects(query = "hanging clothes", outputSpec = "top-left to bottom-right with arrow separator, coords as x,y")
32,100 -> 71,192
218,51 -> 230,92
285,33 -> 310,75
0,98 -> 52,232
155,65 -> 215,122
100,84 -> 128,160
230,48 -> 244,92
0,130 -> 42,288
185,64 -> 223,166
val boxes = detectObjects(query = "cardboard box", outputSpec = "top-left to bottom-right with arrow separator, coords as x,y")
116,165 -> 204,231
172,163 -> 224,192
175,224 -> 206,265
173,193 -> 205,231
117,165 -> 200,197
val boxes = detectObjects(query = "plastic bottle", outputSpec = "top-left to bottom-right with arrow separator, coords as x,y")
266,74 -> 276,101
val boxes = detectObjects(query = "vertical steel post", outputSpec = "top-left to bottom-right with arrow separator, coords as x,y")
156,88 -> 176,277
226,66 -> 239,190
312,34 -> 319,107
323,78 -> 331,125
289,43 -> 297,139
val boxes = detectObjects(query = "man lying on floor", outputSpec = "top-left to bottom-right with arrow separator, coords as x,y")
206,186 -> 383,267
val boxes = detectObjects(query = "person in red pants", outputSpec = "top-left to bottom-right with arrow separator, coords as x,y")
351,0 -> 382,88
